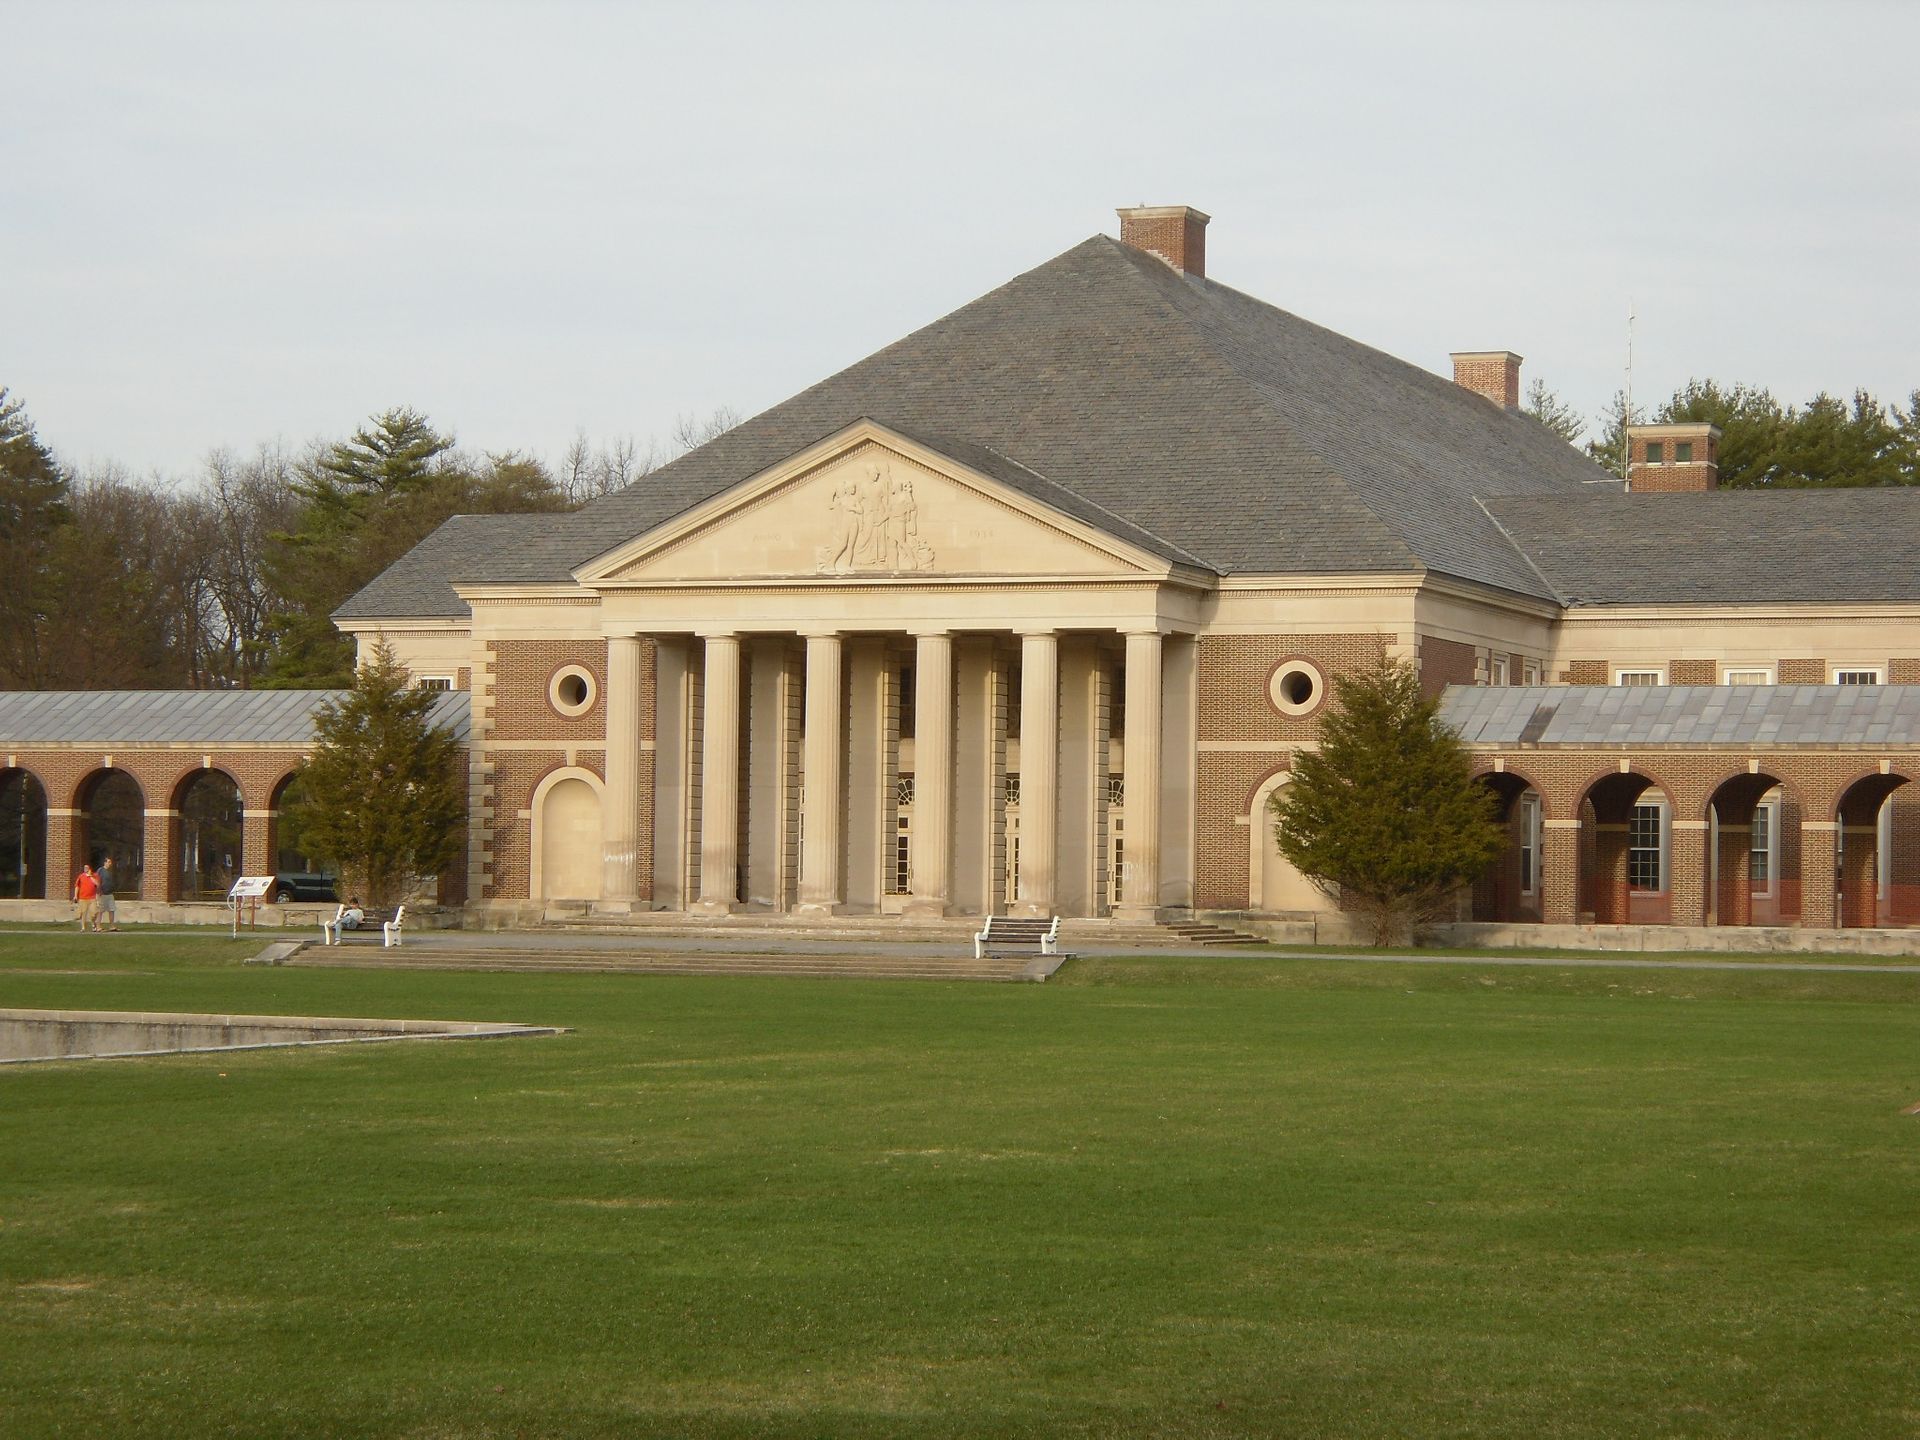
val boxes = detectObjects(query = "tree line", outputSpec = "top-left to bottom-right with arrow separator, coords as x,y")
0,391 -> 736,691
1525,377 -> 1920,487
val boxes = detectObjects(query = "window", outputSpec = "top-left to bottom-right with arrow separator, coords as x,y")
1517,792 -> 1542,895
1614,668 -> 1665,686
890,773 -> 913,895
416,675 -> 454,692
1645,441 -> 1665,465
548,664 -> 597,716
1833,667 -> 1883,685
1488,655 -> 1509,686
1749,800 -> 1775,892
1723,667 -> 1772,685
1673,441 -> 1694,464
1269,659 -> 1325,716
1628,803 -> 1666,890
1521,660 -> 1541,685
897,665 -> 915,739
1106,775 -> 1125,808
1004,772 -> 1021,807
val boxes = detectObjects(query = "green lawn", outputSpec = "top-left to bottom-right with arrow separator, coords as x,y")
3,934 -> 1919,1438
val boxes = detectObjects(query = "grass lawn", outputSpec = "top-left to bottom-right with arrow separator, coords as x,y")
3,933 -> 1919,1438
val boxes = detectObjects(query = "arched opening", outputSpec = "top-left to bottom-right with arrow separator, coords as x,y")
1471,772 -> 1543,923
1706,773 -> 1797,926
77,769 -> 145,900
1836,771 -> 1915,927
271,773 -> 337,901
532,769 -> 603,901
1249,772 -> 1325,914
173,769 -> 243,901
0,769 -> 49,899
1577,771 -> 1671,925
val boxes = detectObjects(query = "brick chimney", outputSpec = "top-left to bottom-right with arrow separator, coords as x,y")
1449,351 -> 1523,410
1626,422 -> 1721,492
1116,205 -> 1209,278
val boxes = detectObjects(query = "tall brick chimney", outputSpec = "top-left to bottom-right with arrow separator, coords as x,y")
1626,422 -> 1720,492
1449,351 -> 1523,410
1117,205 -> 1209,278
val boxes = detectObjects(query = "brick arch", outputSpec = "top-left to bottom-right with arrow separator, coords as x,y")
169,766 -> 246,902
1829,765 -> 1915,823
1240,759 -> 1292,817
73,766 -> 147,899
168,763 -> 245,812
1570,765 -> 1675,820
0,765 -> 51,900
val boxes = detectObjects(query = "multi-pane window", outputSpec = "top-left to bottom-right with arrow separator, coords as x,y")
1833,668 -> 1883,685
416,675 -> 454,692
1106,775 -> 1125,807
1517,793 -> 1541,895
1749,803 -> 1773,888
1628,804 -> 1664,890
1615,669 -> 1664,686
1645,441 -> 1665,465
1521,660 -> 1541,685
1673,441 -> 1694,464
1004,772 -> 1021,807
1723,668 -> 1772,685
890,773 -> 914,895
897,666 -> 916,739
1489,655 -> 1509,686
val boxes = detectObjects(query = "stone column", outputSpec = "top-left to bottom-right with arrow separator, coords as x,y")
693,632 -> 742,915
1541,820 -> 1581,926
907,631 -> 954,917
797,633 -> 844,916
1115,630 -> 1164,922
598,634 -> 644,913
1014,630 -> 1059,917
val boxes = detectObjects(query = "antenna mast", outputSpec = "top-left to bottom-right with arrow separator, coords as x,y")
1621,300 -> 1636,484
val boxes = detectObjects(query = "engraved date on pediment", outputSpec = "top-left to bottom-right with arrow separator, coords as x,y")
815,462 -> 936,573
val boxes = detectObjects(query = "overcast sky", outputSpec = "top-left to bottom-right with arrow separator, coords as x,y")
6,0 -> 1916,480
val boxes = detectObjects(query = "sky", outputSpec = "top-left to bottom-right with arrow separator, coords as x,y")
5,0 -> 1917,480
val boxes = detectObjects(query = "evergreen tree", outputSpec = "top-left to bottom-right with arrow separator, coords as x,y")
0,390 -> 73,686
1522,377 -> 1586,446
1585,389 -> 1643,479
1656,379 -> 1787,488
1270,658 -> 1504,946
284,641 -> 465,906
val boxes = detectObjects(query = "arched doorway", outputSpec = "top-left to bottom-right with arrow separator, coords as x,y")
0,769 -> 49,899
1577,771 -> 1671,925
1472,772 -> 1543,923
1835,771 -> 1913,927
1706,772 -> 1796,926
77,769 -> 145,899
1249,772 -> 1324,913
173,769 -> 243,901
532,769 -> 603,901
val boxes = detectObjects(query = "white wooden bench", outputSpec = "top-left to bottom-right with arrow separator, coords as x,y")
973,915 -> 1067,959
319,904 -> 406,947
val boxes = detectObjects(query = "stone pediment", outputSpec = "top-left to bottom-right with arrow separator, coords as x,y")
577,423 -> 1169,586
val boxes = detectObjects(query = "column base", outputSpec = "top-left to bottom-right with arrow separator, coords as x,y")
1111,903 -> 1165,924
902,897 -> 951,918
689,899 -> 735,917
794,900 -> 844,918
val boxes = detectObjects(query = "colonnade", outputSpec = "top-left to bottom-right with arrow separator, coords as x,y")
597,627 -> 1191,920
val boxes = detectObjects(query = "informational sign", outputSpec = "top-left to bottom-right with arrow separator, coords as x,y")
228,875 -> 278,934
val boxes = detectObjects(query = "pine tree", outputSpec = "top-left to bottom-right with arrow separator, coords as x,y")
0,389 -> 75,686
1270,658 -> 1504,946
284,641 -> 465,905
1522,377 -> 1586,446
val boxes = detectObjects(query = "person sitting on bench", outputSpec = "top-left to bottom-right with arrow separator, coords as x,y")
338,897 -> 366,932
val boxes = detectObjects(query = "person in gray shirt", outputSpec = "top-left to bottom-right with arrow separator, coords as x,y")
95,856 -> 119,932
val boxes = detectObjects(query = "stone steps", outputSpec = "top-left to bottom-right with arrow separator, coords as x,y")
1159,921 -> 1266,947
285,945 -> 1037,983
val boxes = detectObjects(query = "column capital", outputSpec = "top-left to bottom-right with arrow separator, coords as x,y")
798,627 -> 845,641
696,628 -> 741,643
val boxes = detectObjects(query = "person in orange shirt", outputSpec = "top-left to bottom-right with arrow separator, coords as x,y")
73,864 -> 100,933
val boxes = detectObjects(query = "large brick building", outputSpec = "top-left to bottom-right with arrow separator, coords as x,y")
6,205 -> 1919,938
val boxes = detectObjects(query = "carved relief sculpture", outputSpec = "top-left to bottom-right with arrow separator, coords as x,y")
815,461 -> 936,573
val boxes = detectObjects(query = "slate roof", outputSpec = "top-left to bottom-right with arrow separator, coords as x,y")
1438,684 -> 1920,748
1483,489 -> 1920,606
0,690 -> 470,745
339,234 -> 1618,618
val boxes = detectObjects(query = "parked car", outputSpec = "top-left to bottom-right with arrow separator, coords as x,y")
273,873 -> 338,903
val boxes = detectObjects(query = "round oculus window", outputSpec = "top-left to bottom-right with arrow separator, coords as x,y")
1268,659 -> 1325,717
549,665 -> 597,717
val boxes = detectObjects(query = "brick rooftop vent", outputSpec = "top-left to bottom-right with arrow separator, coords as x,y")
1449,351 -> 1523,410
1626,422 -> 1721,492
1116,205 -> 1209,278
